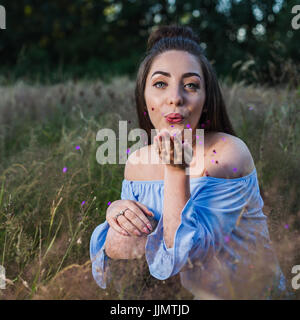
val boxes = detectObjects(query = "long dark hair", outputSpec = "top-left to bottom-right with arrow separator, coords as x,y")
135,24 -> 236,145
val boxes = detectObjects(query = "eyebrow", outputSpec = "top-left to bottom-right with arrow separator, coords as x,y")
151,71 -> 202,80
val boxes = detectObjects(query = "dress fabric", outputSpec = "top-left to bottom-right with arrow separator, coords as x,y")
90,167 -> 289,299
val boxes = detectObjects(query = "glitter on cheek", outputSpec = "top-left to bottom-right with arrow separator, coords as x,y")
222,137 -> 226,141
211,159 -> 214,163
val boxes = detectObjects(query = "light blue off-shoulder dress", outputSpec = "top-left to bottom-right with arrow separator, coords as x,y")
90,167 -> 290,299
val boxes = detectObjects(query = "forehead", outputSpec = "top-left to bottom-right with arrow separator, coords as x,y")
148,50 -> 202,76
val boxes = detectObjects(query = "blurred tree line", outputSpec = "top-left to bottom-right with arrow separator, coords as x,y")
0,0 -> 299,86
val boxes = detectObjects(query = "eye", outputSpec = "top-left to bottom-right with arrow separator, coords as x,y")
185,83 -> 200,89
153,81 -> 166,88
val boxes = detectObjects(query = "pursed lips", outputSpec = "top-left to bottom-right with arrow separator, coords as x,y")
165,113 -> 184,123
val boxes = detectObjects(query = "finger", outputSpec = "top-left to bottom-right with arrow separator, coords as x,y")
183,141 -> 193,164
117,214 -> 143,236
129,202 -> 154,232
160,133 -> 166,158
108,217 -> 130,236
183,140 -> 193,156
134,201 -> 155,217
123,209 -> 151,234
173,133 -> 183,165
162,131 -> 171,164
154,136 -> 162,164
173,133 -> 184,165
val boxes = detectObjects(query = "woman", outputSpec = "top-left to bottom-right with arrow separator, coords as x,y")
90,25 -> 289,299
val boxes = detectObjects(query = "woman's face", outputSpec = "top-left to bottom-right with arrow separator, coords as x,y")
144,50 -> 206,140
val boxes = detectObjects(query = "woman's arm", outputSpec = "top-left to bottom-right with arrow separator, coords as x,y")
163,166 -> 190,248
159,131 -> 255,249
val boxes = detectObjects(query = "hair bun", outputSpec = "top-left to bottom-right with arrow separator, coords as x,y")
147,24 -> 200,51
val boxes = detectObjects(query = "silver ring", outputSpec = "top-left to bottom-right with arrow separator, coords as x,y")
114,208 -> 129,220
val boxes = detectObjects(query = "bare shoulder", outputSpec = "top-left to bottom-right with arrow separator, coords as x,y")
124,147 -> 143,180
205,132 -> 255,179
124,145 -> 155,181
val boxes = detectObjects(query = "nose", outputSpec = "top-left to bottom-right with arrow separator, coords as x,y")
166,86 -> 183,106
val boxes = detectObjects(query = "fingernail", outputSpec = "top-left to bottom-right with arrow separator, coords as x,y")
147,224 -> 153,231
134,230 -> 142,236
143,227 -> 150,234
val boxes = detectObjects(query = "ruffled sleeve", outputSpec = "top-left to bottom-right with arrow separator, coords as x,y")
145,171 -> 264,280
89,180 -> 138,289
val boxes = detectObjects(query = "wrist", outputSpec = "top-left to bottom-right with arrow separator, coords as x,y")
165,163 -> 189,173
164,165 -> 190,179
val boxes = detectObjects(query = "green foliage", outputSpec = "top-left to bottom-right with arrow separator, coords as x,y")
0,0 -> 299,86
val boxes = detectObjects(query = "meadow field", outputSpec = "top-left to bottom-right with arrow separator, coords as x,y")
0,76 -> 299,299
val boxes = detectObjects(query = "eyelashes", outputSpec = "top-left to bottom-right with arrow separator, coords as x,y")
153,81 -> 200,90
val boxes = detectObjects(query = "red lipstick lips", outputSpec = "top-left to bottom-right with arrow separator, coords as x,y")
166,113 -> 184,124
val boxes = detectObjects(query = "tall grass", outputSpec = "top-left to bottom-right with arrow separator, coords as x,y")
0,76 -> 299,299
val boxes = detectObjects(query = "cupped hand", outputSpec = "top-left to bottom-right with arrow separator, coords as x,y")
153,128 -> 193,169
106,200 -> 155,237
